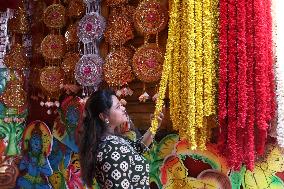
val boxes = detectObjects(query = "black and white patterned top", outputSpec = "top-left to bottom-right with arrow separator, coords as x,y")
95,135 -> 150,189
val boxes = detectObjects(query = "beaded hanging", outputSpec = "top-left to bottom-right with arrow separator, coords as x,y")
76,0 -> 105,96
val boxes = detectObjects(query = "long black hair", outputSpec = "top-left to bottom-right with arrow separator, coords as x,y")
79,89 -> 115,187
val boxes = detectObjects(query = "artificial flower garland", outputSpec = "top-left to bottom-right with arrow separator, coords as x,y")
151,0 -> 217,151
218,0 -> 275,170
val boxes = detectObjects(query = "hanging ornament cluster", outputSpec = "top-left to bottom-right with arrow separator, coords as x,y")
150,0 -> 218,151
218,0 -> 275,170
62,0 -> 85,85
1,1 -> 30,114
103,2 -> 135,99
39,0 -> 68,114
132,0 -> 168,102
75,1 -> 105,96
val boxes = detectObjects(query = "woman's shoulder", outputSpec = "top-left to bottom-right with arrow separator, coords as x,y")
98,135 -> 129,151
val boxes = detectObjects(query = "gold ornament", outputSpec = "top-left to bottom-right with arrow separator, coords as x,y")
134,0 -> 168,35
1,80 -> 26,108
43,4 -> 66,29
132,43 -> 163,83
104,7 -> 134,46
104,47 -> 134,86
105,0 -> 128,7
40,67 -> 64,94
4,43 -> 29,70
65,23 -> 79,46
7,7 -> 29,34
41,34 -> 66,60
62,52 -> 80,73
67,0 -> 85,18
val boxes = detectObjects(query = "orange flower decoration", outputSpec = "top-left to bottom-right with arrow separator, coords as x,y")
62,52 -> 80,73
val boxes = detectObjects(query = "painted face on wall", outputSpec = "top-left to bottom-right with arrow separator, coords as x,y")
30,135 -> 42,154
267,147 -> 284,172
169,159 -> 188,179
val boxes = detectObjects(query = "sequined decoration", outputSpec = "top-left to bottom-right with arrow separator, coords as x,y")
105,0 -> 128,7
7,7 -> 29,34
4,43 -> 29,70
132,43 -> 163,83
41,34 -> 66,60
62,52 -> 80,74
67,0 -> 86,18
103,47 -> 134,86
43,4 -> 66,29
104,7 -> 134,46
1,80 -> 26,108
75,54 -> 103,87
134,0 -> 168,35
78,12 -> 106,44
65,23 -> 79,46
40,67 -> 64,94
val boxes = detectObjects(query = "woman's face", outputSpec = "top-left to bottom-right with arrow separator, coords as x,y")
107,95 -> 128,128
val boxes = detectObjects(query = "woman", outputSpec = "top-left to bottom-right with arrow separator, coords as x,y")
79,89 -> 164,188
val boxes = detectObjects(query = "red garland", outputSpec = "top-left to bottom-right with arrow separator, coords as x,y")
227,0 -> 238,169
244,0 -> 255,171
235,0 -> 247,169
218,0 -> 229,150
254,0 -> 269,155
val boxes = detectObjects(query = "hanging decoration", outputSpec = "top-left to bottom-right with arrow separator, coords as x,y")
43,3 -> 66,29
41,34 -> 66,60
132,43 -> 163,83
218,0 -> 275,170
75,54 -> 103,95
104,6 -> 134,46
132,0 -> 168,102
103,3 -> 135,101
133,0 -> 168,35
150,0 -> 217,152
39,1 -> 68,114
76,0 -> 105,96
103,46 -> 134,87
3,43 -> 29,70
66,0 -> 86,19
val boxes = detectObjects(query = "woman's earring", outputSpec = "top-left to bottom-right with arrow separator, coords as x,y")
105,119 -> 110,125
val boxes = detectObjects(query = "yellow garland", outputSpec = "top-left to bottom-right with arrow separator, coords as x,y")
150,0 -> 178,134
179,0 -> 190,137
186,0 -> 197,149
203,0 -> 214,116
170,0 -> 182,132
151,0 -> 218,151
195,0 -> 204,130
